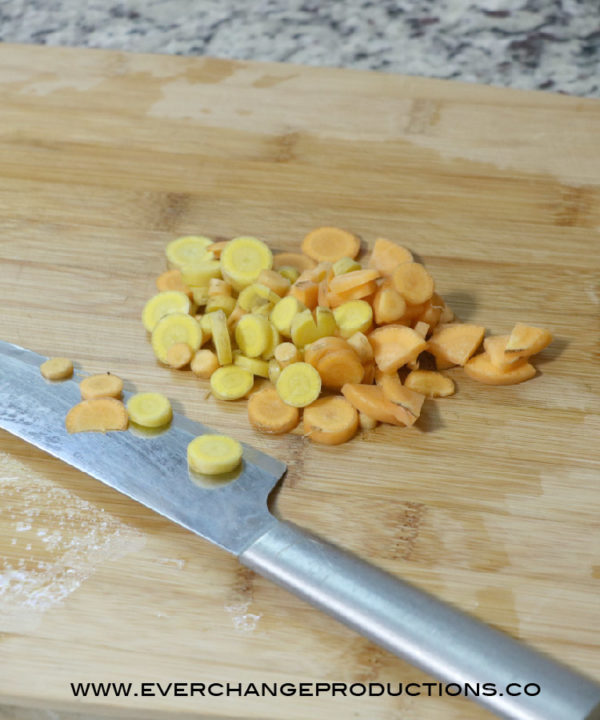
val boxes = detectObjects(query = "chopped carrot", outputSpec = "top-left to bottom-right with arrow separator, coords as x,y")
156,269 -> 192,298
248,386 -> 300,434
368,238 -> 413,276
80,373 -> 124,400
368,325 -> 427,373
205,240 -> 229,259
332,280 -> 378,304
358,412 -> 378,431
191,349 -> 220,378
346,331 -> 373,364
405,370 -> 455,397
304,336 -> 351,367
392,262 -> 435,305
378,373 -> 425,426
341,383 -> 408,426
505,323 -> 553,358
289,281 -> 319,309
297,262 -> 333,284
483,335 -> 521,370
318,280 -> 330,308
372,286 -> 407,325
362,362 -> 376,385
329,269 -> 380,295
417,292 -> 445,329
304,396 -> 358,445
399,301 -> 427,322
166,342 -> 193,369
208,278 -> 232,297
274,342 -> 302,367
301,227 -> 360,263
428,323 -> 485,367
465,353 -> 536,385
66,397 -> 128,433
40,357 -> 73,381
272,252 -> 317,273
317,349 -> 365,389
258,269 -> 291,297
413,321 -> 430,339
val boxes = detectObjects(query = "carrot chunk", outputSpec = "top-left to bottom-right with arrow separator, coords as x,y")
304,336 -> 351,367
341,383 -> 409,426
248,386 -> 300,434
392,262 -> 435,305
304,396 -> 358,445
372,286 -> 407,325
329,269 -> 380,295
368,325 -> 427,373
483,335 -> 522,371
301,227 -> 360,263
317,349 -> 365,389
289,281 -> 319,309
156,269 -> 192,297
368,238 -> 413,276
272,252 -> 317,273
80,373 -> 124,400
166,342 -> 193,369
377,373 -> 425,426
465,353 -> 536,385
404,370 -> 455,398
427,323 -> 485,367
66,397 -> 128,433
505,323 -> 553,358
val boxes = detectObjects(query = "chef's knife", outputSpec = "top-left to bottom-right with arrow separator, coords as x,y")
1,339 -> 599,720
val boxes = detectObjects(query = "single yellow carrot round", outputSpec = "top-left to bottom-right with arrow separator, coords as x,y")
210,365 -> 254,400
127,392 -> 172,428
276,362 -> 321,407
187,434 -> 242,475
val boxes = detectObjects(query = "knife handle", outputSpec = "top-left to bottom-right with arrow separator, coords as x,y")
240,520 -> 600,720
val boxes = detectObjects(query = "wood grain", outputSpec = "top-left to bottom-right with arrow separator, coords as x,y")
0,43 -> 599,720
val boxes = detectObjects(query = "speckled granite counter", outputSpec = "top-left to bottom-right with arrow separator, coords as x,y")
0,1 -> 598,93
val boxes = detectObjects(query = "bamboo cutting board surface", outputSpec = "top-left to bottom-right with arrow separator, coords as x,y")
0,43 -> 599,720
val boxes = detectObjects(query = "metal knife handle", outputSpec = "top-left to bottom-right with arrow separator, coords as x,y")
240,520 -> 600,720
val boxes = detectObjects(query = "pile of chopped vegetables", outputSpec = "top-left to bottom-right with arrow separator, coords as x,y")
140,228 -> 553,446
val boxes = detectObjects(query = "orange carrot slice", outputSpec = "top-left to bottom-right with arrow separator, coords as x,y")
372,286 -> 407,325
289,281 -> 319,309
206,240 -> 229,259
392,262 -> 435,305
341,383 -> 408,426
80,373 -> 124,400
464,353 -> 536,385
483,335 -> 522,370
405,370 -> 455,397
301,227 -> 360,263
272,252 -> 317,273
156,269 -> 192,298
297,262 -> 334,284
317,349 -> 365,389
257,269 -> 291,297
329,269 -> 380,295
66,397 -> 129,433
504,323 -> 553,358
417,292 -> 445,329
378,373 -> 425,426
368,325 -> 427,373
428,323 -> 485,367
368,238 -> 413,276
304,336 -> 352,367
304,396 -> 358,445
247,386 -> 300,434
166,342 -> 193,369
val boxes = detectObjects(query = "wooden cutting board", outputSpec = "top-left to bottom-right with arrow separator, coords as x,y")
0,43 -> 599,720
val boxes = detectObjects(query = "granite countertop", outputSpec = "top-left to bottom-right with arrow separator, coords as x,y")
1,0 -> 599,96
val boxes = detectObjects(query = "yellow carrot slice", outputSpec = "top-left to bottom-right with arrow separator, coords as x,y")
274,342 -> 301,368
166,236 -> 213,269
208,278 -> 232,297
220,237 -> 273,291
257,269 -> 291,297
210,366 -> 254,400
127,392 -> 172,427
187,434 -> 242,474
142,291 -> 191,332
276,362 -> 321,407
151,313 -> 203,364
235,313 -> 271,357
270,296 -> 305,337
333,300 -> 373,338
234,354 -> 270,378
